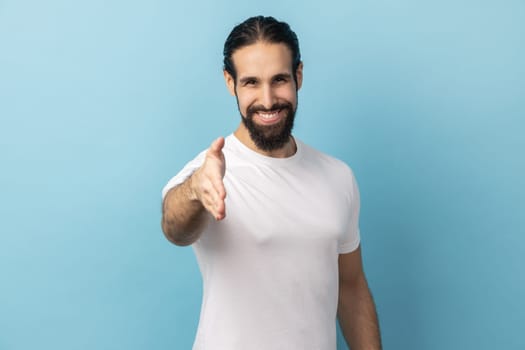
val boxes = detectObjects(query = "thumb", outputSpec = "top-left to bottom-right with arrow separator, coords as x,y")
209,136 -> 225,156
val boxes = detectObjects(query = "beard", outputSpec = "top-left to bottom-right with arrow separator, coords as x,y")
238,99 -> 297,152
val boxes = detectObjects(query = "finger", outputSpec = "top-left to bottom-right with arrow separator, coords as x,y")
214,198 -> 226,221
210,176 -> 226,200
203,196 -> 225,221
202,180 -> 226,219
208,183 -> 226,220
208,136 -> 225,157
201,191 -> 219,217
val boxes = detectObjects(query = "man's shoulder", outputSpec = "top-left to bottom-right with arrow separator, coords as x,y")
297,139 -> 354,174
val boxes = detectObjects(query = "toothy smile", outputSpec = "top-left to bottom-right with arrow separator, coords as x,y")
256,109 -> 282,124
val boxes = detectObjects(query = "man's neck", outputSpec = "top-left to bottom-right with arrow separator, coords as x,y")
234,124 -> 297,158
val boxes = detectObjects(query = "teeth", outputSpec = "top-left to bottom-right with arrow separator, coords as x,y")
258,111 -> 279,119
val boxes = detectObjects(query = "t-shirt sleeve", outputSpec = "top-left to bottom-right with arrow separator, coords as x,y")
338,166 -> 361,254
161,150 -> 207,200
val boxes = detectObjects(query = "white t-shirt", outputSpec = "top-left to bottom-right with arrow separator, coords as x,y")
162,134 -> 361,350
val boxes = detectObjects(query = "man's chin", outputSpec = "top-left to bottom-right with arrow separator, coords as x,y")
246,126 -> 292,151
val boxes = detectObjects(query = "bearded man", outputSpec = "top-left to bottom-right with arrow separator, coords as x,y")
161,15 -> 382,350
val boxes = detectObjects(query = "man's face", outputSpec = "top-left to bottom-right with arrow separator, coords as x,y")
224,42 -> 303,151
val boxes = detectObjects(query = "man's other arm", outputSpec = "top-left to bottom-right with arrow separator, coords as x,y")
337,246 -> 382,349
161,137 -> 226,246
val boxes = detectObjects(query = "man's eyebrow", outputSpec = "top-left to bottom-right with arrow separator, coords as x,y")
273,73 -> 292,80
239,76 -> 258,84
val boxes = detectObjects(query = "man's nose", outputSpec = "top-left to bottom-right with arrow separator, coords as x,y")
260,84 -> 276,109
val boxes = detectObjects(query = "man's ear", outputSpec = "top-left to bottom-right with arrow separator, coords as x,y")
295,62 -> 304,91
223,70 -> 236,96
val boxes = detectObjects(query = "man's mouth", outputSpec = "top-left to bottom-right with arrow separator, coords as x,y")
255,109 -> 283,125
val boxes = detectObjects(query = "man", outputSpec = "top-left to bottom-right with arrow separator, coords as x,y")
161,16 -> 381,350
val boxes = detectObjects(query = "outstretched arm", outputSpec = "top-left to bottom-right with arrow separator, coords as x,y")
337,246 -> 382,349
161,137 -> 227,246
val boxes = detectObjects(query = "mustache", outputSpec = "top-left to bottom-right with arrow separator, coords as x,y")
247,102 -> 292,114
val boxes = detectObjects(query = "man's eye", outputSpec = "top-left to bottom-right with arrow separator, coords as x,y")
245,80 -> 256,85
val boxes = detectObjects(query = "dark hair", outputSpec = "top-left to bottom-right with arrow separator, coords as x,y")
223,16 -> 301,84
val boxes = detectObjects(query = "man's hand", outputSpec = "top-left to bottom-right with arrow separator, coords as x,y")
190,137 -> 227,220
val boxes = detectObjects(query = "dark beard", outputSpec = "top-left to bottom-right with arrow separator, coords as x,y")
239,101 -> 297,152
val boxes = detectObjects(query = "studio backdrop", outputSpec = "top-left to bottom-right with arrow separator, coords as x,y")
1,0 -> 523,349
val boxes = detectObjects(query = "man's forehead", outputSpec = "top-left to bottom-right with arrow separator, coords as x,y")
231,42 -> 293,76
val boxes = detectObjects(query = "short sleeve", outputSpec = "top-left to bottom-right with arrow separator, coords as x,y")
161,150 -> 207,200
338,167 -> 361,254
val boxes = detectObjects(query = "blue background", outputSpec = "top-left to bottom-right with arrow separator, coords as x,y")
1,0 -> 524,349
